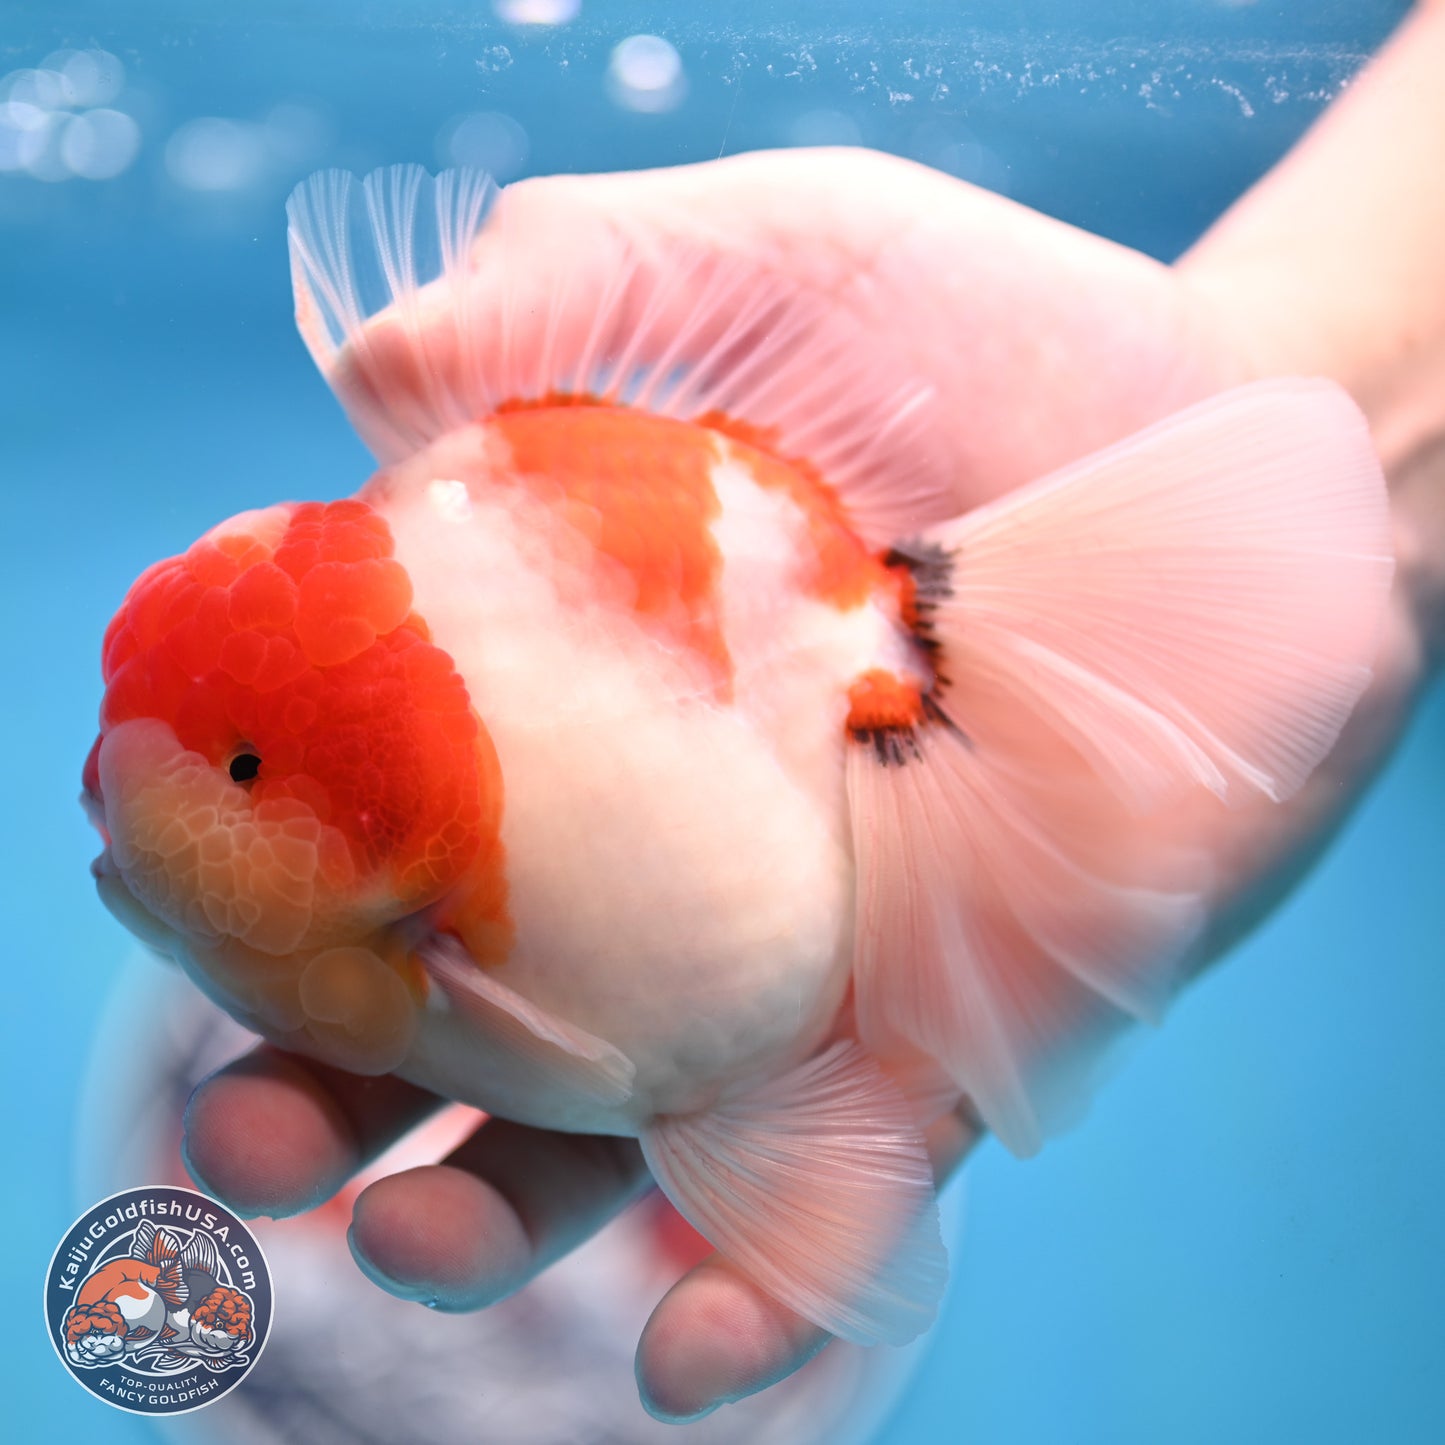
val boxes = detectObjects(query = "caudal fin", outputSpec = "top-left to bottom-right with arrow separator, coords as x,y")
848,379 -> 1394,1155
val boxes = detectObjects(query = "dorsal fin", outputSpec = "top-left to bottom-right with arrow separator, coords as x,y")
131,1218 -> 156,1262
286,165 -> 958,549
181,1229 -> 219,1277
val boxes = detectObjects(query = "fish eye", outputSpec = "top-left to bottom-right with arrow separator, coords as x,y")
228,751 -> 262,785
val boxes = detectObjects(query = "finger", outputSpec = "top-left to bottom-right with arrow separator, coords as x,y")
182,1043 -> 441,1218
636,1101 -> 983,1423
347,1118 -> 650,1311
635,1255 -> 831,1423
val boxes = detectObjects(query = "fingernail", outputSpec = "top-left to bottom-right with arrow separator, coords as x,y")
635,1357 -> 731,1425
637,1388 -> 723,1425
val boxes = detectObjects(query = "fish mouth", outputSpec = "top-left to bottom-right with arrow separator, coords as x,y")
91,844 -> 184,956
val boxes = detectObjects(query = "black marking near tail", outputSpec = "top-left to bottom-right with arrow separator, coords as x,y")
853,540 -> 970,766
883,538 -> 954,589
853,725 -> 923,767
884,538 -> 954,657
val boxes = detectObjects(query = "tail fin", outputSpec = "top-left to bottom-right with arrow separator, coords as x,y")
848,379 -> 1394,1155
285,166 -> 955,546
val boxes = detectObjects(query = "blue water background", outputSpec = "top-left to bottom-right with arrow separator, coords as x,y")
3,2 -> 1441,1441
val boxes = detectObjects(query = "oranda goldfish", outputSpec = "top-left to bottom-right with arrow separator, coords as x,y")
83,166 -> 1394,1347
62,1218 -> 247,1366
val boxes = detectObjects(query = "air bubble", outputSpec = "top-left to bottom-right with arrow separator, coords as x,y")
438,111 -> 530,181
493,0 -> 580,22
607,34 -> 685,114
59,108 -> 140,180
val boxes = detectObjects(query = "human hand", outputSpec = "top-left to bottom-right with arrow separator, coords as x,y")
184,13 -> 1445,1415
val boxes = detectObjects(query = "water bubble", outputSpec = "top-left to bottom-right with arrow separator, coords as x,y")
0,102 -> 52,173
43,48 -> 125,107
165,117 -> 269,192
1,99 -> 50,133
493,0 -> 580,22
59,108 -> 141,180
438,111 -> 529,180
38,50 -> 80,98
476,45 -> 514,75
787,109 -> 863,148
2,68 -> 66,111
607,34 -> 685,114
17,110 -> 69,182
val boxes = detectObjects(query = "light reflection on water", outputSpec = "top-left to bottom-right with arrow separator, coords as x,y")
0,8 -> 1399,258
1,50 -> 136,182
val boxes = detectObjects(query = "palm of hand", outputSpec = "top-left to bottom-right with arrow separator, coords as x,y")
183,148 -> 1426,1421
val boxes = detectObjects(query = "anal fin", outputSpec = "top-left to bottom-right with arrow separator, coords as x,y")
641,1041 -> 946,1346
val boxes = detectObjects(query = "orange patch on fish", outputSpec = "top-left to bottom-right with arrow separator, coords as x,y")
495,389 -> 610,415
489,403 -> 907,696
694,409 -> 892,612
845,669 -> 925,734
95,499 -> 510,937
491,406 -> 736,692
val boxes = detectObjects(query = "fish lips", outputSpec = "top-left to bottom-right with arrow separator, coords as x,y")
91,845 -> 185,957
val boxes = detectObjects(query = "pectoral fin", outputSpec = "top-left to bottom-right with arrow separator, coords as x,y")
417,934 -> 635,1108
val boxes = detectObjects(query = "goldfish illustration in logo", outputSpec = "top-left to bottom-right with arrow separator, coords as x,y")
62,1219 -> 252,1369
83,166 -> 1394,1347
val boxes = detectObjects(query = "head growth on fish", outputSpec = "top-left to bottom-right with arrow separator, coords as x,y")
84,497 -> 508,1070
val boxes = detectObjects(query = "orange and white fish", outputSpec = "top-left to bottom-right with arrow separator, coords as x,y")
82,165 -> 1393,1347
64,1221 -> 192,1364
